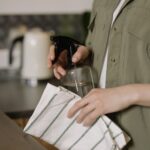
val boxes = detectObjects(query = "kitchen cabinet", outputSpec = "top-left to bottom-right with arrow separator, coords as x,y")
0,0 -> 93,15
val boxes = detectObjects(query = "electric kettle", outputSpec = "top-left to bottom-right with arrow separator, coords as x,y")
9,28 -> 53,85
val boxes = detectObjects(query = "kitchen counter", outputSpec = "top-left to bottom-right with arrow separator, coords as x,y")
0,77 -> 60,118
0,110 -> 47,150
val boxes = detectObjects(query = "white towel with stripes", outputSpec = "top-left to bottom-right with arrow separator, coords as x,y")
24,83 -> 129,150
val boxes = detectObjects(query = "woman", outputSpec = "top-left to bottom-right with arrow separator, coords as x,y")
48,0 -> 150,149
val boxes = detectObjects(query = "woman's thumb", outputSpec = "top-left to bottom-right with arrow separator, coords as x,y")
72,46 -> 89,63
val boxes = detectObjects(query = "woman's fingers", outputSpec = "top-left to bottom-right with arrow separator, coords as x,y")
53,65 -> 66,79
48,45 -> 90,79
48,45 -> 90,66
72,46 -> 90,63
82,110 -> 100,126
67,99 -> 88,118
48,45 -> 55,68
76,103 -> 96,124
48,45 -> 67,79
53,68 -> 61,79
68,98 -> 100,127
54,65 -> 66,76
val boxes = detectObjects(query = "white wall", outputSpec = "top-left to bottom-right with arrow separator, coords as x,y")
0,0 -> 93,15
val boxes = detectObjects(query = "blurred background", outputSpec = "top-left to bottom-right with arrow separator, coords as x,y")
0,0 -> 93,48
0,0 -> 92,78
0,0 -> 93,150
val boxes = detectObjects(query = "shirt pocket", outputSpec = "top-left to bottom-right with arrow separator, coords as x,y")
122,7 -> 150,83
127,7 -> 150,42
126,7 -> 150,62
123,32 -> 150,83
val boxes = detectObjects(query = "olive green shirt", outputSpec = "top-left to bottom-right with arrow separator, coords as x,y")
86,0 -> 150,149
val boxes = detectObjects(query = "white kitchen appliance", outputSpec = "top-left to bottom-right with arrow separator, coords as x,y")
9,28 -> 53,85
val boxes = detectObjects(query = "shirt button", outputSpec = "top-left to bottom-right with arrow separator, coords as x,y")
114,27 -> 117,31
111,58 -> 116,63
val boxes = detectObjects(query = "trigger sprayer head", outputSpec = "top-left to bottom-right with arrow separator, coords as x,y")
50,36 -> 82,68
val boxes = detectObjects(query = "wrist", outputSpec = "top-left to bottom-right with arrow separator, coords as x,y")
116,85 -> 139,107
123,84 -> 140,106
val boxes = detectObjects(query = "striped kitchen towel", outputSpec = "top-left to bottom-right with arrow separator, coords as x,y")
24,83 -> 130,150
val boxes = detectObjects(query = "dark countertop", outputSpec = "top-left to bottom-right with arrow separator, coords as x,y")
0,110 -> 47,150
0,77 -> 60,118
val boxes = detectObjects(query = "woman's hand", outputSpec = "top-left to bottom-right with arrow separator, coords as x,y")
68,85 -> 138,126
47,45 -> 90,79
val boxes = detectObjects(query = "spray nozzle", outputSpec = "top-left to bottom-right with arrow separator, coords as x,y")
50,36 -> 83,68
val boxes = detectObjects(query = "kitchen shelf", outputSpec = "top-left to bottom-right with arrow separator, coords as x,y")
0,0 -> 93,15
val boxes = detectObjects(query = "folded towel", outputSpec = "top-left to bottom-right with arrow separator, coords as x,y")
24,83 -> 129,150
